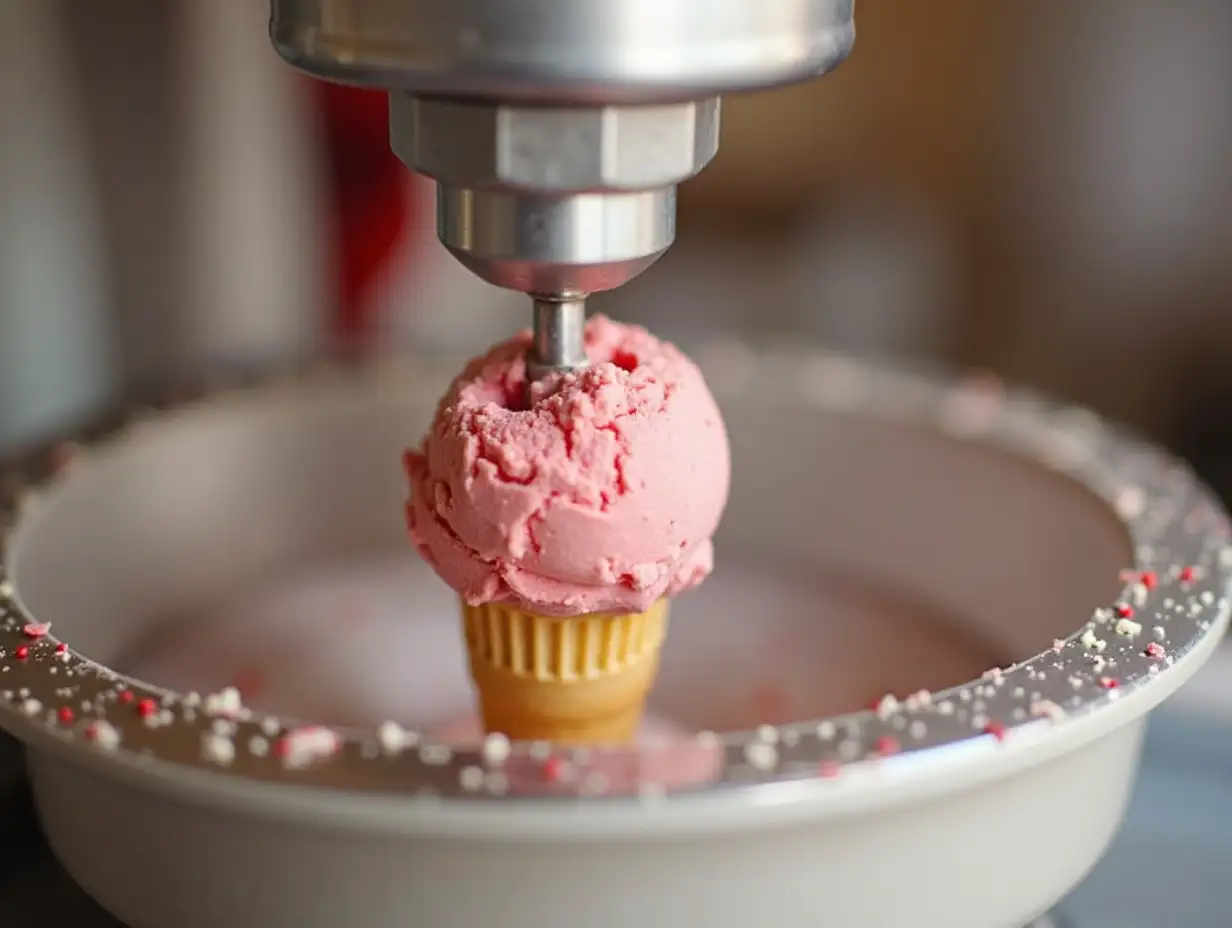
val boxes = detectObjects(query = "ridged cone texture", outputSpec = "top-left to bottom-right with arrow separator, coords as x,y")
461,598 -> 669,744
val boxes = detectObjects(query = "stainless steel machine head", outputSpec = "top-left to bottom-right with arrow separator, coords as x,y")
269,0 -> 856,370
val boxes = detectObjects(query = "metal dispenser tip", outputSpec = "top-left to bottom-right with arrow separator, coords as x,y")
528,296 -> 588,382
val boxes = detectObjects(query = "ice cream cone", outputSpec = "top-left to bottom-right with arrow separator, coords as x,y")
460,598 -> 669,744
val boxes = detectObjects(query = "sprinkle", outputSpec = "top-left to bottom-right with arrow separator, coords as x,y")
1114,604 -> 1134,619
20,698 -> 41,717
277,726 -> 341,769
1114,617 -> 1142,639
1079,628 -> 1106,652
22,622 -> 50,640
376,721 -> 417,755
203,687 -> 244,718
418,743 -> 452,766
14,645 -> 28,661
1099,676 -> 1120,690
458,766 -> 485,792
819,760 -> 841,778
542,756 -> 568,782
874,695 -> 899,719
202,733 -> 236,766
57,707 -> 74,725
1145,641 -> 1166,659
482,733 -> 511,766
755,724 -> 780,742
136,698 -> 157,718
1179,565 -> 1198,584
118,690 -> 134,704
743,741 -> 778,770
86,721 -> 120,751
983,721 -> 1006,742
875,736 -> 901,756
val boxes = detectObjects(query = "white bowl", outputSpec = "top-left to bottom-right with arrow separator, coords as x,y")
0,348 -> 1226,928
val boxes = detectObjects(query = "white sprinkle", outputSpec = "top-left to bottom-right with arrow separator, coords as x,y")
203,686 -> 244,718
482,733 -> 511,766
377,721 -> 417,755
210,714 -> 236,739
1068,676 -> 1084,690
936,701 -> 955,716
261,716 -> 281,737
743,741 -> 778,770
1092,607 -> 1113,625
528,740 -> 552,759
419,744 -> 453,766
1079,628 -> 1107,652
201,733 -> 235,766
908,720 -> 927,740
0,581 -> 12,598
1031,700 -> 1067,721
904,689 -> 933,710
755,724 -> 779,743
781,728 -> 801,747
182,691 -> 201,707
1114,617 -> 1142,639
20,698 -> 41,717
458,766 -> 485,791
1153,626 -> 1166,640
815,721 -> 836,740
874,695 -> 899,719
87,720 -> 120,751
278,726 -> 341,770
1130,583 -> 1149,607
248,736 -> 269,757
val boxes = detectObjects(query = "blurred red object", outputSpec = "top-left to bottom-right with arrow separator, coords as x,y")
313,82 -> 423,344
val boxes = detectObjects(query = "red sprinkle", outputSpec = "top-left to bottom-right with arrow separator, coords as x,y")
54,642 -> 67,654
1145,641 -> 1166,659
1115,604 -> 1134,618
874,736 -> 901,757
1141,571 -> 1158,590
1179,565 -> 1197,584
1099,676 -> 1120,690
983,721 -> 1007,742
118,690 -> 134,704
14,645 -> 29,661
21,623 -> 49,640
819,760 -> 841,778
542,756 -> 567,782
57,707 -> 74,725
136,698 -> 157,718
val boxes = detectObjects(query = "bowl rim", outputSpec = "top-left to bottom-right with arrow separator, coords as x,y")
0,346 -> 1228,819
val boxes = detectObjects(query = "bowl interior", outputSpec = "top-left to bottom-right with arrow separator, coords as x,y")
8,374 -> 1132,737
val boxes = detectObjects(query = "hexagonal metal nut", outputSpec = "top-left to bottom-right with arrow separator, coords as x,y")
389,95 -> 720,192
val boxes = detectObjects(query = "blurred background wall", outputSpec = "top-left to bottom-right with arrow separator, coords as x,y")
2,0 -> 1232,494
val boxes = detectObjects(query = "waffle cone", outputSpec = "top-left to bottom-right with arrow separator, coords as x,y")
460,598 -> 669,745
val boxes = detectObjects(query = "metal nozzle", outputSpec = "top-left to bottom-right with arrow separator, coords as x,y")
528,297 -> 588,382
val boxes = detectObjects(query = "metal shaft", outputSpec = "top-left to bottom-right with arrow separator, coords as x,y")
528,297 -> 588,381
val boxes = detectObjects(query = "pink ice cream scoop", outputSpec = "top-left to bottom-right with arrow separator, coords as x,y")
404,315 -> 730,616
